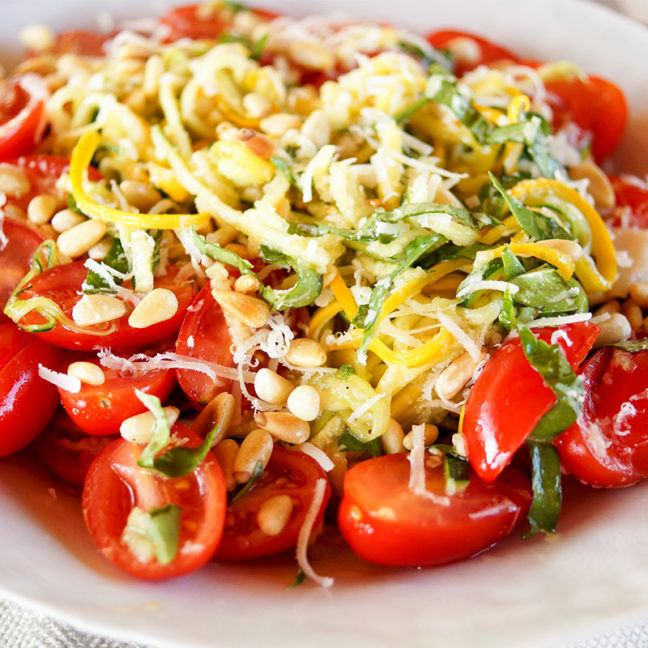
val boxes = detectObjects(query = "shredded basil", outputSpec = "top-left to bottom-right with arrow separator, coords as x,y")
337,429 -> 381,458
191,227 -> 254,276
271,156 -> 298,187
338,364 -> 356,379
499,287 -> 516,331
291,568 -> 307,587
511,269 -> 587,316
525,442 -> 562,536
146,505 -> 182,565
83,238 -> 129,294
606,339 -> 648,353
501,247 -> 525,280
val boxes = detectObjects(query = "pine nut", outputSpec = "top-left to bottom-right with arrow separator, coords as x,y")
257,494 -> 293,536
128,288 -> 179,329
594,312 -> 632,348
242,92 -> 272,119
254,411 -> 310,444
284,338 -> 327,368
51,208 -> 85,233
381,418 -> 405,454
287,385 -> 320,422
191,392 -> 235,445
212,289 -> 270,329
622,299 -> 643,332
120,180 -> 162,213
288,40 -> 335,71
594,299 -> 621,316
403,424 -> 439,451
223,243 -> 251,259
19,24 -> 55,51
213,438 -> 239,491
67,361 -> 105,386
4,204 -> 26,221
0,165 -> 30,199
259,113 -> 302,137
233,428 -> 273,483
569,160 -> 616,209
436,351 -> 485,401
539,238 -> 583,262
120,406 -> 180,444
72,294 -> 127,326
234,274 -> 260,294
27,194 -> 59,224
254,368 -> 294,405
57,218 -> 107,258
629,281 -> 648,309
88,237 -> 113,261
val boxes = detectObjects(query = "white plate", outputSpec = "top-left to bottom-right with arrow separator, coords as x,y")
2,1 -> 648,647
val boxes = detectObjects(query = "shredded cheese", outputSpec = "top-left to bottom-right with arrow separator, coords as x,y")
38,364 -> 81,393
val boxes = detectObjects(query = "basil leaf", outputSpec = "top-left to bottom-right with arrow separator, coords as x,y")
607,339 -> 648,353
485,117 -> 540,146
489,173 -> 572,241
291,568 -> 307,587
337,429 -> 381,457
499,287 -> 516,332
395,97 -> 431,123
338,364 -> 355,379
397,40 -> 452,72
259,246 -> 323,309
525,442 -> 562,536
136,390 -> 172,471
501,247 -> 525,280
83,237 -> 129,294
230,460 -> 264,503
191,227 -> 254,276
224,0 -> 248,12
287,220 -> 389,244
511,268 -> 587,315
147,505 -> 182,565
444,452 -> 470,495
377,201 -> 498,230
272,156 -> 298,187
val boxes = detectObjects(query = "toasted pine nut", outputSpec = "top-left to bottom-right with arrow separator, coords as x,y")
67,361 -> 105,386
72,294 -> 127,326
622,299 -> 643,332
213,290 -> 270,329
224,242 -> 251,259
284,338 -> 327,368
27,195 -> 59,224
57,219 -> 107,258
233,428 -> 273,483
259,113 -> 301,137
569,160 -> 616,209
254,368 -> 294,405
242,92 -> 272,119
191,392 -> 235,445
234,274 -> 260,294
51,208 -> 85,233
19,24 -> 55,51
254,411 -> 310,444
213,438 -> 239,491
287,385 -> 320,422
403,424 -> 439,451
629,281 -> 648,309
257,494 -> 293,536
120,406 -> 180,444
120,180 -> 162,213
0,165 -> 30,199
436,351 -> 485,401
594,312 -> 632,348
128,288 -> 179,329
381,418 -> 405,454
539,238 -> 583,262
594,299 -> 621,316
88,237 -> 113,261
288,41 -> 335,71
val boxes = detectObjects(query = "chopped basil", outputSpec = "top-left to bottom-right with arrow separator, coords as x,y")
394,96 -> 431,123
271,156 -> 298,187
291,568 -> 307,587
230,460 -> 264,503
511,269 -> 587,316
607,339 -> 648,353
147,505 -> 182,565
501,247 -> 525,280
83,237 -> 129,294
499,287 -> 516,332
337,429 -> 381,458
191,227 -> 254,276
376,201 -> 498,230
66,194 -> 83,214
338,364 -> 356,379
525,442 -> 562,536
397,40 -> 452,72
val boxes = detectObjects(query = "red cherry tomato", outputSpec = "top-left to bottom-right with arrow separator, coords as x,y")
51,30 -> 111,57
83,425 -> 226,580
425,30 -> 519,76
17,261 -> 194,351
160,4 -> 278,42
0,78 -> 45,160
33,412 -> 116,486
215,446 -> 330,561
545,75 -> 627,163
58,359 -> 176,436
0,322 -> 62,457
338,453 -> 532,567
0,218 -> 44,313
175,283 -> 234,406
610,175 -> 648,228
462,322 -> 600,483
555,348 -> 648,487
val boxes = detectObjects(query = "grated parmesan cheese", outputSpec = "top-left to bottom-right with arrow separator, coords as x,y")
38,364 -> 81,393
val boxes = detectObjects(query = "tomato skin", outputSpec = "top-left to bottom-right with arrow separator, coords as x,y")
338,453 -> 532,567
215,446 -> 330,561
33,412 -> 116,487
83,425 -> 226,580
425,30 -> 519,76
545,75 -> 627,163
51,30 -> 110,57
0,78 -> 44,161
19,261 -> 194,351
0,323 -> 63,457
175,283 -> 234,406
555,348 -> 648,487
59,361 -> 176,436
610,175 -> 648,228
463,322 -> 599,483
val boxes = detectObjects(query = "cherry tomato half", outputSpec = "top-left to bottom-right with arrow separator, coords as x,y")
0,322 -> 62,457
338,453 -> 532,567
462,322 -> 599,483
0,78 -> 45,160
555,348 -> 648,487
83,425 -> 226,580
51,30 -> 111,57
610,175 -> 648,229
175,283 -> 234,406
18,261 -> 194,351
59,359 -> 176,435
215,446 -> 330,561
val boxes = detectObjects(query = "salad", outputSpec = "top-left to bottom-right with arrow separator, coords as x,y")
0,1 -> 646,587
